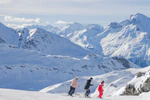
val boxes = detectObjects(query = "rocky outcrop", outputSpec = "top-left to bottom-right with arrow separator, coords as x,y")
123,71 -> 150,95
124,84 -> 139,95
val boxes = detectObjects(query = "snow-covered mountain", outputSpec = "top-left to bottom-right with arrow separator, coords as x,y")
55,13 -> 150,67
18,28 -> 89,58
0,43 -> 138,90
4,13 -> 150,67
23,23 -> 104,55
51,13 -> 150,67
0,22 -> 19,45
67,24 -> 104,54
96,13 -> 150,67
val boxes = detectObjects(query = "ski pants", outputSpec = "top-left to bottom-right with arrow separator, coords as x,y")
68,86 -> 75,95
85,89 -> 90,96
98,91 -> 103,98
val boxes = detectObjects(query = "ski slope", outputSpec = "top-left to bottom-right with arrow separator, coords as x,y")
0,88 -> 149,100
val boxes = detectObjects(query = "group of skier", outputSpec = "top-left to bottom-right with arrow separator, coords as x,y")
68,77 -> 104,99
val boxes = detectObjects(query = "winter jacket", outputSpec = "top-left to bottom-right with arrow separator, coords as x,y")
84,79 -> 93,89
98,84 -> 104,92
71,78 -> 78,88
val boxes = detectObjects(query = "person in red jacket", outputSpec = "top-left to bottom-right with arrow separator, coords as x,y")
98,81 -> 104,99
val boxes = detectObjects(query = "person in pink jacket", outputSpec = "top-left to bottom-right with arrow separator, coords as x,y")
98,81 -> 104,99
68,77 -> 79,96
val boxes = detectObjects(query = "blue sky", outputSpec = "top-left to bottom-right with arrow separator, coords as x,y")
0,0 -> 150,27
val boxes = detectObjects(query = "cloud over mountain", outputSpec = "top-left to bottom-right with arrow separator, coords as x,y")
4,16 -> 40,23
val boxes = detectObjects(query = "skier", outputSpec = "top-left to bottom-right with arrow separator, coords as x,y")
68,77 -> 79,96
84,77 -> 94,98
98,81 -> 104,99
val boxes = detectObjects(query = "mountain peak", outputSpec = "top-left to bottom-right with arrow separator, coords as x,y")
130,13 -> 147,19
29,28 -> 49,37
130,13 -> 150,24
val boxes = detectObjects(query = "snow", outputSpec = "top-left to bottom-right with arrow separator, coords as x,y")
127,67 -> 150,89
40,67 -> 146,97
20,28 -> 90,58
66,24 -> 104,55
0,88 -> 149,100
39,66 -> 150,98
0,43 -> 138,90
97,13 -> 150,67
4,13 -> 150,67
0,22 -> 19,45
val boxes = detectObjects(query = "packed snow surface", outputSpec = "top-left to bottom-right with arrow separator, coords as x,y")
0,88 -> 149,100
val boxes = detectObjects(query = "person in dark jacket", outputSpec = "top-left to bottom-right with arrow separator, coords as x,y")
84,77 -> 94,97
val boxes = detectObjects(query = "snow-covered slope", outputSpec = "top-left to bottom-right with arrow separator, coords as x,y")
0,88 -> 150,100
0,22 -> 19,45
0,43 -> 138,90
40,66 -> 150,98
97,13 -> 150,67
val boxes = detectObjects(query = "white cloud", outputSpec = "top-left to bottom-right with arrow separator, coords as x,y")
54,20 -> 68,25
4,16 -> 40,23
7,24 -> 33,29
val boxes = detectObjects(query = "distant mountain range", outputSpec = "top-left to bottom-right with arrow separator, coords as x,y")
1,13 -> 150,91
19,13 -> 150,67
0,15 -> 141,90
